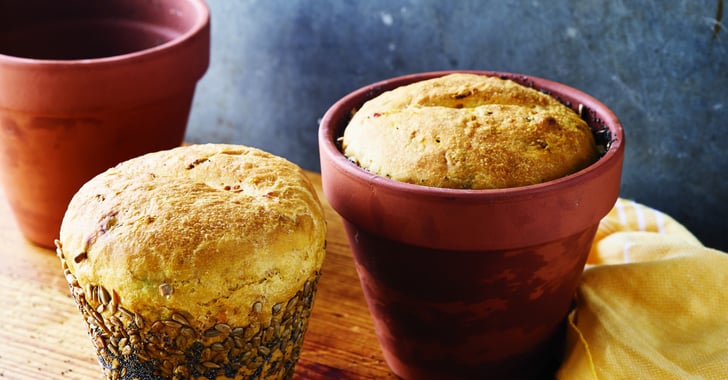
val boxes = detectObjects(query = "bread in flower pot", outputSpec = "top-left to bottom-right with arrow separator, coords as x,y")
318,71 -> 624,379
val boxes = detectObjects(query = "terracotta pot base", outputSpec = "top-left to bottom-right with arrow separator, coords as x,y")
1,91 -> 193,247
345,221 -> 596,379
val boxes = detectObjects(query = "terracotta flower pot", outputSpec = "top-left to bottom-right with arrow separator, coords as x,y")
0,0 -> 210,248
318,71 -> 625,379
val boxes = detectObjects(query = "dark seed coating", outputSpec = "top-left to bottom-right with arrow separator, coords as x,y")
58,240 -> 319,380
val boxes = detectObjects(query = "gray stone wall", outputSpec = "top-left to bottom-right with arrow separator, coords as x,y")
187,0 -> 728,250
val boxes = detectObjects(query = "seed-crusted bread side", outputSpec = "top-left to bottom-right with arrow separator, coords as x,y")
59,143 -> 326,332
342,73 -> 599,189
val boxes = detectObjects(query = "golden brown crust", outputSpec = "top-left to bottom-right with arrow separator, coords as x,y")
59,144 -> 326,330
342,73 -> 599,189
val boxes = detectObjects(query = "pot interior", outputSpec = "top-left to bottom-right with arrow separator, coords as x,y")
0,0 -> 202,60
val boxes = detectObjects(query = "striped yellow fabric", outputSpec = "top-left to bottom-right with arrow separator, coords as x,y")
557,198 -> 728,380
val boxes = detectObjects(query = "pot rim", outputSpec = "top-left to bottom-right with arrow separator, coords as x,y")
320,70 -> 625,202
0,0 -> 210,67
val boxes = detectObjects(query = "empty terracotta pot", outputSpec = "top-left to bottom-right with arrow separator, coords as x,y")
0,0 -> 210,248
318,71 -> 625,379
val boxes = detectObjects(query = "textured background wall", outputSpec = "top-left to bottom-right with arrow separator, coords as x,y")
187,0 -> 728,251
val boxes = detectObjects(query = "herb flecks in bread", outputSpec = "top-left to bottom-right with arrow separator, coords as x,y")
342,73 -> 599,189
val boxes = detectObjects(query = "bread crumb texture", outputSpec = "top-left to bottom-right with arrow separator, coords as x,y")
60,144 -> 326,329
343,73 -> 599,189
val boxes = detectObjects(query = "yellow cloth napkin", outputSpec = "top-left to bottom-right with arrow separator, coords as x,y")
557,198 -> 728,380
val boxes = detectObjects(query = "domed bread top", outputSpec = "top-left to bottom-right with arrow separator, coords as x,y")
342,73 -> 599,189
58,144 -> 326,329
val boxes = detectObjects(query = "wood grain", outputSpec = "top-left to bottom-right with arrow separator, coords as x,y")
0,171 -> 396,379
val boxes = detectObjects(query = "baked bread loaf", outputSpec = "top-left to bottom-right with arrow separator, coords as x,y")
56,144 -> 326,380
342,73 -> 599,189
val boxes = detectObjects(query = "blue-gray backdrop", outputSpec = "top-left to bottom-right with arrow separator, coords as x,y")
187,0 -> 728,251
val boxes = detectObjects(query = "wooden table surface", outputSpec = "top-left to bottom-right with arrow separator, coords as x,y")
0,171 -> 397,379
